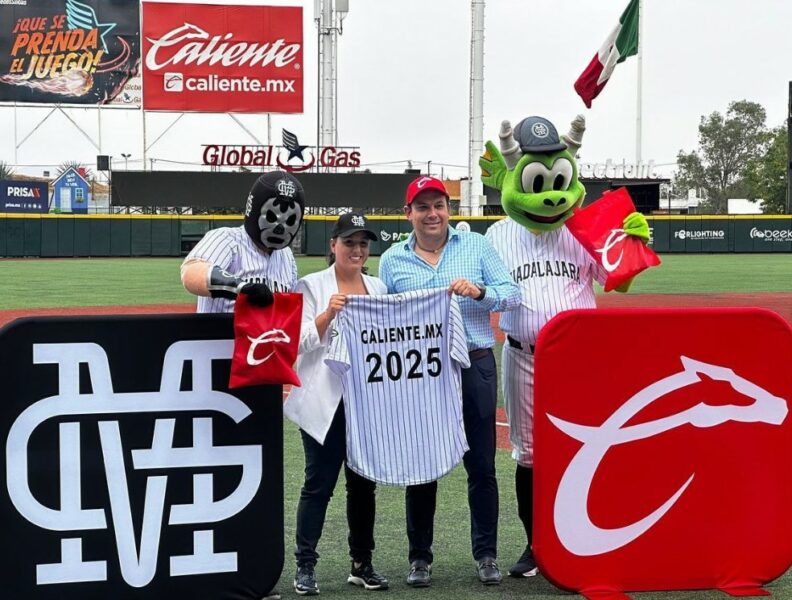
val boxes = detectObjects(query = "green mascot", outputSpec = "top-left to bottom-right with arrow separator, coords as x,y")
480,115 -> 650,578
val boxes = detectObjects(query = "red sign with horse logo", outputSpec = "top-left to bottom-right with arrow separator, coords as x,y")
533,308 -> 792,599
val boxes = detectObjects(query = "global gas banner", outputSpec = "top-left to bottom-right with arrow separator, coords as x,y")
533,308 -> 792,598
0,0 -> 141,106
142,3 -> 303,113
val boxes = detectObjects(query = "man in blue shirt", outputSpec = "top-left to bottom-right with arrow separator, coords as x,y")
378,176 -> 520,587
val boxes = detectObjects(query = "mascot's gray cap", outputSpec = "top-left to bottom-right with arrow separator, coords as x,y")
513,116 -> 567,153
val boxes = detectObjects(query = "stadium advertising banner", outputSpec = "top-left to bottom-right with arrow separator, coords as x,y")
142,3 -> 303,113
1,179 -> 48,213
0,315 -> 284,599
533,308 -> 792,597
203,129 -> 361,172
0,0 -> 141,106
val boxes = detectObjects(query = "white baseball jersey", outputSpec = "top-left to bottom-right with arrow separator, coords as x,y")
325,289 -> 470,486
184,226 -> 298,314
485,218 -> 607,346
486,218 -> 608,466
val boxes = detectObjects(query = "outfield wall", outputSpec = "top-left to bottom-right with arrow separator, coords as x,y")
0,214 -> 790,257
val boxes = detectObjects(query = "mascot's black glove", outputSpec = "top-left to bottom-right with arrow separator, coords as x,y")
207,265 -> 274,307
239,282 -> 274,307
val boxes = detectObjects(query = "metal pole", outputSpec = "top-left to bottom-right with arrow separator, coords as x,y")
635,0 -> 643,164
787,81 -> 792,214
267,113 -> 272,169
468,0 -> 486,216
98,105 -> 103,155
138,0 -> 148,171
315,4 -> 321,172
13,101 -> 18,165
142,110 -> 148,171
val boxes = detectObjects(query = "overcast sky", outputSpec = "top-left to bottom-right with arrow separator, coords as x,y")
3,0 -> 792,180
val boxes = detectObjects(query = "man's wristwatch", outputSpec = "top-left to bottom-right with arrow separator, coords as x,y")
475,285 -> 486,301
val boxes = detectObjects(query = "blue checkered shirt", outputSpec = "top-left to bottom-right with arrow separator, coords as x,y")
378,226 -> 520,350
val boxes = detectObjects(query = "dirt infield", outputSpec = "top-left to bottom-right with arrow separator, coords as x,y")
0,303 -> 194,328
488,292 -> 792,340
596,292 -> 792,324
2,293 -> 790,329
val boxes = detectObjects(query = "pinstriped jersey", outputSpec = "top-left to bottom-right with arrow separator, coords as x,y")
325,289 -> 470,486
485,218 -> 608,345
184,226 -> 298,314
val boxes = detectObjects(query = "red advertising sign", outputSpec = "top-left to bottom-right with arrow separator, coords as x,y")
142,2 -> 303,113
534,308 -> 792,599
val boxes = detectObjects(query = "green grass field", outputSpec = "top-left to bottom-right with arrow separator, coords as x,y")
1,254 -> 791,310
2,254 -> 791,598
278,416 -> 792,599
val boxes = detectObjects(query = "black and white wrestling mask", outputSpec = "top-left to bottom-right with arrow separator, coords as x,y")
243,171 -> 305,251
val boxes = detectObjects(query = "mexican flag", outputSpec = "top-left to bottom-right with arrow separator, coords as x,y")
574,0 -> 639,108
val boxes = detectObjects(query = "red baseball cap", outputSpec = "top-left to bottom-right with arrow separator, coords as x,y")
405,176 -> 450,206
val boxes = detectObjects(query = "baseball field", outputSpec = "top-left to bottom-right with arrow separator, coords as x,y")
1,253 -> 791,599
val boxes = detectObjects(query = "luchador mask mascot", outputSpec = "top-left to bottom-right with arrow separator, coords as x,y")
181,170 -> 305,308
244,171 -> 305,251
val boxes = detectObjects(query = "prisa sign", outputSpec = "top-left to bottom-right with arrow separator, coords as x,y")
533,308 -> 792,598
142,3 -> 303,113
203,130 -> 361,172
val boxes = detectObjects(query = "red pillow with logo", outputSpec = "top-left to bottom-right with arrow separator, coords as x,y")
566,187 -> 661,291
230,292 -> 302,388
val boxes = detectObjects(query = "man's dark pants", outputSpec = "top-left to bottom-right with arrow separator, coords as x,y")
405,349 -> 498,563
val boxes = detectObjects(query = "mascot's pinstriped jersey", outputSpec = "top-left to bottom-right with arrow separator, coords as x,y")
480,114 -> 649,470
186,227 -> 298,314
485,218 -> 606,347
325,289 -> 470,486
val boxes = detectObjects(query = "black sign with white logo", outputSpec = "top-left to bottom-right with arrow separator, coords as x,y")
0,314 -> 283,599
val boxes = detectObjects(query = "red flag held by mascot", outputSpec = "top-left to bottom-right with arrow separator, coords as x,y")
565,187 -> 661,291
230,292 -> 303,388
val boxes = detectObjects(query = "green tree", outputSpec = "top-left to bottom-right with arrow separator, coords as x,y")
674,100 -> 770,214
57,160 -> 93,180
743,125 -> 788,214
0,161 -> 15,179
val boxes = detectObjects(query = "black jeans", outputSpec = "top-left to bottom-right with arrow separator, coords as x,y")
295,402 -> 376,567
405,349 -> 499,563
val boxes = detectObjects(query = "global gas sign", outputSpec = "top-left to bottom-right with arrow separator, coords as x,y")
202,130 -> 361,173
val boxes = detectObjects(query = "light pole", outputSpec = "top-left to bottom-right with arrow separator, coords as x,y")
121,153 -> 131,170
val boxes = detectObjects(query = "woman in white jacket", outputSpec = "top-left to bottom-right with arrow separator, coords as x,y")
285,213 -> 388,596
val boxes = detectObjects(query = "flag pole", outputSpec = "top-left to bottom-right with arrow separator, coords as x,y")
635,0 -> 643,165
